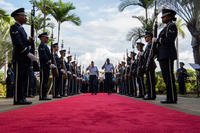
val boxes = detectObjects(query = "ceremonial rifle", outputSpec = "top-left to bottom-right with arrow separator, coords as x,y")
30,2 -> 40,71
146,0 -> 158,70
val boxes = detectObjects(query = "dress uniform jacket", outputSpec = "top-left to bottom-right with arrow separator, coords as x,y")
136,52 -> 145,76
10,22 -> 31,103
143,44 -> 156,70
143,44 -> 156,99
53,53 -> 61,97
38,42 -> 51,68
38,42 -> 51,99
136,52 -> 146,97
157,21 -> 178,103
157,22 -> 177,61
59,58 -> 68,96
10,23 -> 31,64
66,62 -> 72,95
130,60 -> 137,96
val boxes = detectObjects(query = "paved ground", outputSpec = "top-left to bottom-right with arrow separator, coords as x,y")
0,94 -> 200,116
0,95 -> 77,113
132,95 -> 200,116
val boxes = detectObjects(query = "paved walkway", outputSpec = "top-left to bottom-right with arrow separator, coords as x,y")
0,94 -> 200,116
128,95 -> 200,116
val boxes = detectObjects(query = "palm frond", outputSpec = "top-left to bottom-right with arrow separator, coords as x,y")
126,27 -> 145,42
62,14 -> 81,25
118,0 -> 140,12
118,0 -> 154,12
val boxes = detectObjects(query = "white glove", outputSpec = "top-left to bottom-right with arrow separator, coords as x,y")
61,69 -> 65,73
67,71 -> 71,75
50,64 -> 56,69
27,53 -> 38,62
152,37 -> 157,44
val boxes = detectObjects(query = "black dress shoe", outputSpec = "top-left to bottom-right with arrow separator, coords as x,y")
160,100 -> 177,104
53,96 -> 62,98
143,97 -> 151,100
23,99 -> 32,104
135,95 -> 143,98
150,97 -> 156,100
39,97 -> 52,100
14,100 -> 32,105
27,95 -> 35,98
61,95 -> 68,97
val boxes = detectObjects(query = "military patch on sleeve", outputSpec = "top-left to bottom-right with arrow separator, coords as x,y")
40,48 -> 45,51
168,29 -> 176,33
12,31 -> 19,34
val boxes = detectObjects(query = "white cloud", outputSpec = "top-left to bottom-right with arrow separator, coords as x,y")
1,0 -> 194,71
0,0 -> 15,13
58,6 -> 143,63
78,48 -> 124,70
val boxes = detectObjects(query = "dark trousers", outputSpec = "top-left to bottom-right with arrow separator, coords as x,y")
137,75 -> 145,97
178,79 -> 186,94
67,74 -> 72,95
130,76 -> 137,96
89,75 -> 98,94
72,77 -> 76,94
59,75 -> 67,96
69,77 -> 73,95
105,73 -> 113,93
146,69 -> 156,99
26,67 -> 36,97
39,67 -> 50,98
159,59 -> 177,102
119,79 -> 125,95
125,78 -> 128,95
62,78 -> 67,96
6,84 -> 14,98
13,61 -> 29,103
52,77 -> 60,97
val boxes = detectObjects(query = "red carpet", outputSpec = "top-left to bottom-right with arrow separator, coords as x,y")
0,93 -> 200,133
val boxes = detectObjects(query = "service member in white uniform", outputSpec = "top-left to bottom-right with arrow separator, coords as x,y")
102,58 -> 114,94
86,61 -> 99,95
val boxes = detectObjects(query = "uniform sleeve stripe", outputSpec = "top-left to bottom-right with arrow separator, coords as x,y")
20,47 -> 27,53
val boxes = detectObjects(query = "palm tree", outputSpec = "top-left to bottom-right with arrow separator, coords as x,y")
27,13 -> 51,44
32,0 -> 53,32
0,36 -> 12,68
175,19 -> 185,69
0,9 -> 13,70
0,9 -> 14,79
127,15 -> 159,45
119,0 -> 157,45
157,0 -> 200,65
0,9 -> 14,39
127,27 -> 144,42
118,0 -> 154,24
49,0 -> 81,44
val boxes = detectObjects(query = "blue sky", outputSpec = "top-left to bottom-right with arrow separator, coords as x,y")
0,0 -> 194,70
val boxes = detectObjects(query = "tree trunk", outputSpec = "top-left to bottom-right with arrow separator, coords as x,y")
57,22 -> 61,45
35,30 -> 38,47
191,37 -> 200,64
43,14 -> 46,32
145,8 -> 148,26
3,51 -> 8,80
191,36 -> 200,96
176,37 -> 179,70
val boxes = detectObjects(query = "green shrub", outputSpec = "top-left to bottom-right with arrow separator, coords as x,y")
0,83 -> 6,98
155,69 -> 197,95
